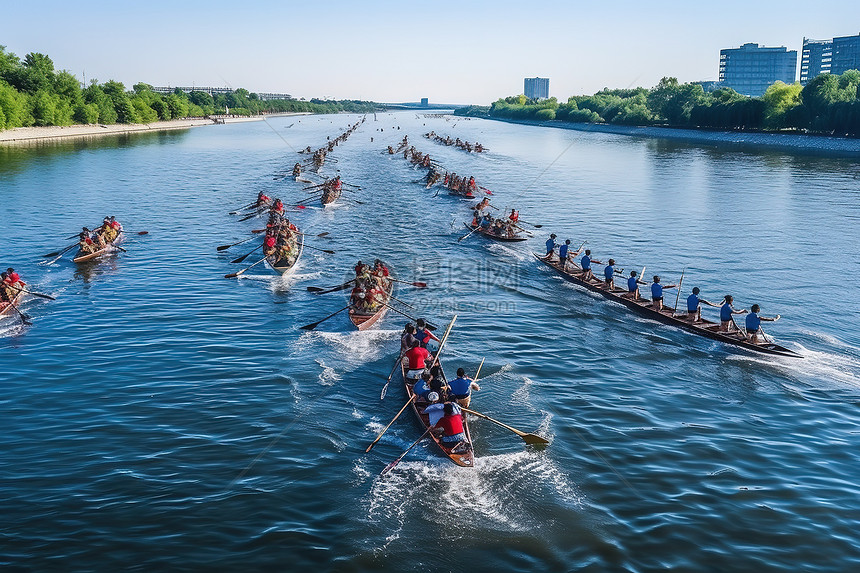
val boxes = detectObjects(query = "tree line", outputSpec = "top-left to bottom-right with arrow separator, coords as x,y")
456,72 -> 860,137
0,47 -> 378,131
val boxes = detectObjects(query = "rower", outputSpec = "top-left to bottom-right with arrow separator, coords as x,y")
558,240 -> 571,270
404,340 -> 432,380
431,402 -> 466,447
719,295 -> 747,332
686,287 -> 719,323
413,372 -> 432,400
0,273 -> 11,302
292,163 -> 302,177
603,259 -> 618,290
508,209 -> 519,224
354,259 -> 367,277
5,267 -> 22,287
580,250 -> 602,281
745,304 -> 780,343
415,318 -> 440,347
423,392 -> 445,425
257,190 -> 270,206
78,229 -> 95,254
626,270 -> 646,300
544,234 -> 558,261
448,367 -> 480,408
650,276 -> 677,311
400,323 -> 417,354
474,197 -> 490,213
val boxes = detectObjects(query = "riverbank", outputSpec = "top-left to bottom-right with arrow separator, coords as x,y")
0,112 -> 309,145
484,116 -> 860,155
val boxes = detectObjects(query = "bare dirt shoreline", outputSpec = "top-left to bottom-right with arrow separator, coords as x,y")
0,113 -> 308,145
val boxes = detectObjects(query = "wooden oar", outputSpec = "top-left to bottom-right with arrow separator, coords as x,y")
231,242 -> 264,264
239,208 -> 269,222
303,244 -> 335,255
380,352 -> 404,400
6,284 -> 56,301
224,256 -> 267,279
461,407 -> 549,445
428,315 -> 457,370
387,294 -> 415,309
299,305 -> 350,330
379,428 -> 431,476
457,225 -> 481,243
389,278 -> 427,288
518,220 -> 543,228
367,395 -> 414,451
229,200 -> 259,214
473,357 -> 485,382
217,235 -> 260,251
43,243 -> 78,258
307,279 -> 355,295
45,244 -> 79,265
673,267 -> 686,314
5,298 -> 32,326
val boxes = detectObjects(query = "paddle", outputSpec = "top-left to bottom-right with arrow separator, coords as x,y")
5,284 -> 56,301
379,428 -> 432,476
307,279 -> 355,295
673,267 -> 686,314
43,243 -> 78,258
44,243 -> 80,265
367,395 -> 414,451
457,224 -> 480,243
473,357 -> 485,383
461,407 -> 549,446
229,201 -> 257,215
389,278 -> 427,288
428,315 -> 457,370
299,305 -> 350,330
217,235 -> 260,251
303,244 -> 335,255
387,294 -> 415,309
519,220 -> 543,228
231,242 -> 264,264
380,351 -> 404,400
224,256 -> 267,279
377,302 -> 438,331
5,299 -> 33,326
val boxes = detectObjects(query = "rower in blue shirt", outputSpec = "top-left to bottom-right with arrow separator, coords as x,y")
543,234 -> 557,260
744,304 -> 780,343
686,287 -> 719,323
603,259 -> 618,290
579,249 -> 602,281
557,239 -> 571,269
626,270 -> 646,300
448,367 -> 481,408
719,295 -> 748,333
650,275 -> 677,311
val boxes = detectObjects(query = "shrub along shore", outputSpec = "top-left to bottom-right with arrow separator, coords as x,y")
0,47 -> 377,132
456,73 -> 860,138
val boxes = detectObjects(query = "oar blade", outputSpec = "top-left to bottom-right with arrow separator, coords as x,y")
379,458 -> 401,476
522,433 -> 551,446
231,254 -> 250,264
306,286 -> 325,292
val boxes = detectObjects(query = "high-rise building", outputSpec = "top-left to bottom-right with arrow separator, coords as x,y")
800,38 -> 833,84
830,33 -> 860,75
801,33 -> 860,84
524,77 -> 549,100
718,43 -> 797,97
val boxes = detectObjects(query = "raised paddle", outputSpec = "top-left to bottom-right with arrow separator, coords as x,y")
367,395 -> 414,450
224,256 -> 267,279
299,305 -> 350,330
673,267 -> 686,314
460,407 -> 549,446
457,225 -> 481,243
428,315 -> 457,371
6,284 -> 56,301
217,235 -> 260,251
379,428 -> 432,476
231,242 -> 264,264
307,279 -> 355,295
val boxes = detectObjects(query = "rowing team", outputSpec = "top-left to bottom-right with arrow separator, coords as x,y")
0,267 -> 25,304
404,147 -> 433,168
544,235 -> 781,343
263,218 -> 299,266
471,201 -> 521,237
401,320 -> 479,447
350,259 -> 390,313
77,216 -> 122,255
424,131 -> 485,152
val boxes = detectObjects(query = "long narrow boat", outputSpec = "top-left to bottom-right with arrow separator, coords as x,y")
463,222 -> 528,242
400,359 -> 474,467
321,187 -> 341,205
0,289 -> 25,319
265,232 -> 304,275
534,253 -> 801,358
72,234 -> 123,263
348,267 -> 394,330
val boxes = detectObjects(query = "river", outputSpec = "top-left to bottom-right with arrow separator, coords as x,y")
1,113 -> 859,571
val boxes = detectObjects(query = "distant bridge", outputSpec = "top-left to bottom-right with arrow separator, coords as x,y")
150,86 -> 292,100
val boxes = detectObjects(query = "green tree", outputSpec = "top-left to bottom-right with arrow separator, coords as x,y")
761,81 -> 802,129
647,77 -> 704,125
0,78 -> 30,128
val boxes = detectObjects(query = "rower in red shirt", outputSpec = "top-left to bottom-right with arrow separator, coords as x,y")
5,267 -> 22,286
404,340 -> 432,380
432,402 -> 466,446
508,209 -> 519,223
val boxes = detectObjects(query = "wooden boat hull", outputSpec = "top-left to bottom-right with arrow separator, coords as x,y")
533,253 -> 802,358
72,234 -> 123,263
400,359 -> 474,467
348,264 -> 393,330
0,289 -> 25,318
266,232 -> 304,275
464,222 -> 528,242
321,188 -> 341,205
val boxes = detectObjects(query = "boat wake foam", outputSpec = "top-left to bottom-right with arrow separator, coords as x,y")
728,343 -> 860,390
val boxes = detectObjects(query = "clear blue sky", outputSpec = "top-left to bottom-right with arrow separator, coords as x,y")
2,0 -> 858,104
